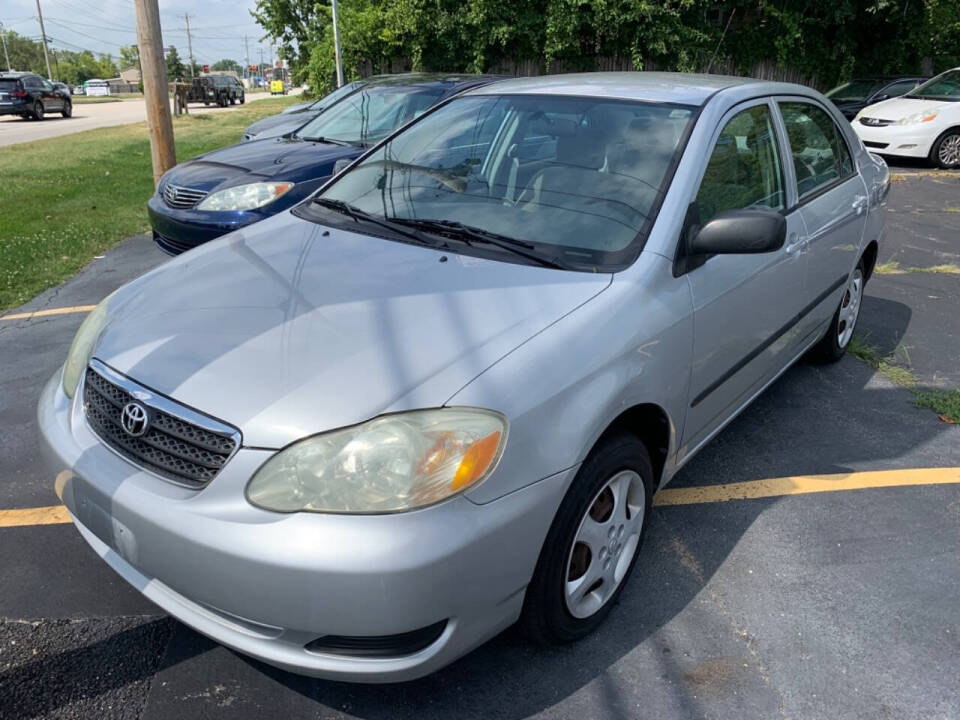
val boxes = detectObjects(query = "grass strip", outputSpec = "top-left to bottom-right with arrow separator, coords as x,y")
0,96 -> 299,311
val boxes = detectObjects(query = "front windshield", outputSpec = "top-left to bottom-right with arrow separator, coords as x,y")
308,81 -> 363,112
907,70 -> 960,101
296,84 -> 445,146
825,80 -> 883,102
308,94 -> 695,270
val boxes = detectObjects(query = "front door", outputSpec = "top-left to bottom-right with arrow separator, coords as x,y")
679,99 -> 808,459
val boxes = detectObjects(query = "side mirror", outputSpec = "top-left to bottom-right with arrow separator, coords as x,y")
332,157 -> 352,175
689,209 -> 786,255
874,93 -> 890,102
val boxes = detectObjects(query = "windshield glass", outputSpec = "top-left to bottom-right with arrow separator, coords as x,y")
825,80 -> 884,102
296,84 -> 445,146
308,94 -> 695,271
309,81 -> 363,112
907,70 -> 960,101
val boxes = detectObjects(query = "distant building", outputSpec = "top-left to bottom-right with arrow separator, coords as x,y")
119,67 -> 141,84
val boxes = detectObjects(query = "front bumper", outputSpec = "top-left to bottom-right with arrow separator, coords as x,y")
37,370 -> 571,682
147,194 -> 266,254
853,121 -> 937,158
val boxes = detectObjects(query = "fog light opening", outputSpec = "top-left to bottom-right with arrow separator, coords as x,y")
304,620 -> 448,658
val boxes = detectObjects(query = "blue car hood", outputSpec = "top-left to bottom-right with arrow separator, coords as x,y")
167,138 -> 361,191
93,212 -> 612,448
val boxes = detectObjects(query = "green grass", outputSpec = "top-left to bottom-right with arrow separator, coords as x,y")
848,333 -> 960,423
914,389 -> 960,424
0,96 -> 300,311
73,96 -> 123,104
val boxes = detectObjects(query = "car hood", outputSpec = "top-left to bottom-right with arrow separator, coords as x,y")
859,96 -> 951,119
93,212 -> 612,448
244,111 -> 316,136
163,137 -> 359,190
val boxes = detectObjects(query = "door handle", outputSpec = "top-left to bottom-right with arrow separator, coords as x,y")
852,195 -> 869,216
785,233 -> 808,255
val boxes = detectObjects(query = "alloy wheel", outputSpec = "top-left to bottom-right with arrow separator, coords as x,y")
837,268 -> 863,348
564,469 -> 645,619
938,134 -> 960,167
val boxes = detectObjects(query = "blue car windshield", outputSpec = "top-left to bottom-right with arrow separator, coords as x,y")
308,80 -> 363,112
296,84 -> 445,146
310,94 -> 695,270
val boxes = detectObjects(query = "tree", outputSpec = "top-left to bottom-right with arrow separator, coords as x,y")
119,44 -> 140,70
165,46 -> 186,80
212,58 -> 242,73
251,0 -> 322,73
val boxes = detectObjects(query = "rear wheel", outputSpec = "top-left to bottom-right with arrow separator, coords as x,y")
520,431 -> 653,644
931,129 -> 960,169
32,101 -> 44,121
809,259 -> 865,363
61,100 -> 72,118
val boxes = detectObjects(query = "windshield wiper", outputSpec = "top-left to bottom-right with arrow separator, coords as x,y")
311,198 -> 442,248
298,135 -> 352,146
390,218 -> 572,270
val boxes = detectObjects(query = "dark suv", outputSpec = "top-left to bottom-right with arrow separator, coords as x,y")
189,75 -> 245,107
0,72 -> 72,120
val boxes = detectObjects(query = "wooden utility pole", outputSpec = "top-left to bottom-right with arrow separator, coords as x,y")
34,0 -> 54,79
134,0 -> 176,184
183,13 -> 195,79
0,22 -> 12,72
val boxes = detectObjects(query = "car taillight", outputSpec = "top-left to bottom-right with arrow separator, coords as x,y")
12,89 -> 27,99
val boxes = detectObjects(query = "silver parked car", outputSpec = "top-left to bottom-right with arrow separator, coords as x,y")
39,73 -> 887,683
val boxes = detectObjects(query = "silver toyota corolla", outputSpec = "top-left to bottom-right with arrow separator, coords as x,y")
38,73 -> 888,683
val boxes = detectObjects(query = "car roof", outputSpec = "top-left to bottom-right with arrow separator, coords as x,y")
0,72 -> 36,79
360,72 -> 506,90
463,72 -> 780,106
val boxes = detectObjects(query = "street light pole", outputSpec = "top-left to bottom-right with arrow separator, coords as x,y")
331,0 -> 344,87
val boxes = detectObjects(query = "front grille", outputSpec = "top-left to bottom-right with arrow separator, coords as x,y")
83,364 -> 239,488
859,117 -> 893,127
162,182 -> 208,209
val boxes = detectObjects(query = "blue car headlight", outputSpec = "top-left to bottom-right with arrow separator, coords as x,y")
196,182 -> 295,211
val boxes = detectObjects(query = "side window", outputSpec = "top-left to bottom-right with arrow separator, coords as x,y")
882,80 -> 919,99
694,104 -> 785,225
778,102 -> 853,199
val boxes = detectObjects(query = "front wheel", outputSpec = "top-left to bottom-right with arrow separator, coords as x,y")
931,130 -> 960,169
809,260 -> 865,363
520,431 -> 653,644
61,100 -> 72,118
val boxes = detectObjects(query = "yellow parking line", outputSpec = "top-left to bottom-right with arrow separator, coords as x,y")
0,305 -> 95,321
654,467 -> 960,506
2,468 -> 959,528
0,505 -> 71,527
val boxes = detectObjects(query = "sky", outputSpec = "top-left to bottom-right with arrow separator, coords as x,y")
2,0 -> 276,68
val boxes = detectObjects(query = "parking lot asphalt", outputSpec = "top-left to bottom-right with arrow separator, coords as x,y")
1,166 -> 959,720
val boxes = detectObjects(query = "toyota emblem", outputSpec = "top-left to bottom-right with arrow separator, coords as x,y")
120,402 -> 149,437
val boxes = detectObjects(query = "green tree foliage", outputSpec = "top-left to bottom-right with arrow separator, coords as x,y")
119,45 -> 140,70
212,58 -> 242,73
1,30 -> 117,83
165,46 -> 186,81
249,0 -> 960,95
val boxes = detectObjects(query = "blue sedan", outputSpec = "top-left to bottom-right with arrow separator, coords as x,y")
148,74 -> 502,254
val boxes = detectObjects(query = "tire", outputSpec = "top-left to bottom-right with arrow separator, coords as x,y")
230,96 -> 236,105
809,259 -> 866,363
520,431 -> 653,644
61,100 -> 72,118
930,129 -> 960,169
32,101 -> 44,121
240,95 -> 245,105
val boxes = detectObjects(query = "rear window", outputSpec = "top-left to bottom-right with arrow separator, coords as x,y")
0,79 -> 19,91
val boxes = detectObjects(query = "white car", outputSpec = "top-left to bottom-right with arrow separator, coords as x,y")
853,67 -> 960,168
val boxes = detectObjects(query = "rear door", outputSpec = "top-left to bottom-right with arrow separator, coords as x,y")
776,99 -> 866,339
680,99 -> 809,457
41,79 -> 61,111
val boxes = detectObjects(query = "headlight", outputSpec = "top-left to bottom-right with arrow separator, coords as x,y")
895,110 -> 939,125
62,294 -> 111,398
246,408 -> 507,514
196,182 -> 294,211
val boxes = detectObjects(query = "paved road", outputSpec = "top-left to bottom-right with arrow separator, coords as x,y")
0,168 -> 958,720
0,89 -> 301,149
